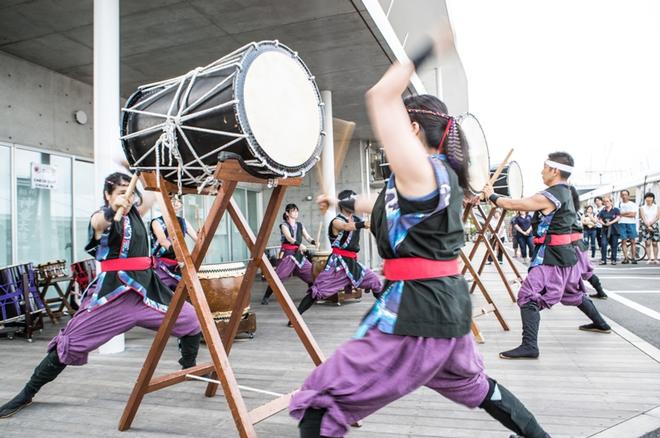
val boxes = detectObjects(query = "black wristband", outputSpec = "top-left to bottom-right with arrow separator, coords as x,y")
355,221 -> 366,230
489,194 -> 502,206
102,206 -> 116,222
338,198 -> 356,212
310,239 -> 317,246
411,40 -> 434,70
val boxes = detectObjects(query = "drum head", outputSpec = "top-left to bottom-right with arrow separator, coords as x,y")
236,42 -> 324,175
457,113 -> 490,195
506,161 -> 524,199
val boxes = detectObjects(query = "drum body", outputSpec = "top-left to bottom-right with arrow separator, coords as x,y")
36,260 -> 67,285
198,263 -> 247,318
0,263 -> 44,323
311,251 -> 331,281
457,113 -> 491,195
71,259 -> 97,291
121,41 -> 324,187
490,161 -> 524,198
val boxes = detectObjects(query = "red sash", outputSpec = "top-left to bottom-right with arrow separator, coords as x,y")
332,247 -> 358,259
383,258 -> 460,281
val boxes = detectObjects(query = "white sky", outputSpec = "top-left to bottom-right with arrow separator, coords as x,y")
446,0 -> 660,195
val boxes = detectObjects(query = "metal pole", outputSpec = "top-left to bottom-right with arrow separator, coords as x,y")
320,91 -> 336,251
94,0 -> 124,354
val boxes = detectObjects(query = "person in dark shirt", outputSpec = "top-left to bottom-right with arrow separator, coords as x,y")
597,197 -> 621,265
0,172 -> 202,419
512,211 -> 534,263
485,152 -> 611,361
289,30 -> 548,438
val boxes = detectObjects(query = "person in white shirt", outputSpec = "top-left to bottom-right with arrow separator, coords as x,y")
639,192 -> 660,264
618,190 -> 639,264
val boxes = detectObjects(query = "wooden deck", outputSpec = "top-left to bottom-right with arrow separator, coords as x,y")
1,262 -> 659,437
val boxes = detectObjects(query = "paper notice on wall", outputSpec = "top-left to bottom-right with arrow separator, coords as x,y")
31,162 -> 57,190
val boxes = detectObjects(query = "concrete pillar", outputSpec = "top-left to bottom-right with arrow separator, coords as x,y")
94,0 -> 124,354
320,90 -> 336,251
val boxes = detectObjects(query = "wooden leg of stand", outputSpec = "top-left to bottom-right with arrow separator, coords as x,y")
119,180 -> 246,433
460,251 -> 509,331
471,321 -> 484,343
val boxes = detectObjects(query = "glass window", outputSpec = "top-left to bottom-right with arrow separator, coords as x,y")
73,160 -> 95,261
231,189 -> 248,261
0,145 -> 10,266
15,149 -> 73,265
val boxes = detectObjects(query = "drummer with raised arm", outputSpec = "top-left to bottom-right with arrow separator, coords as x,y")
485,152 -> 611,361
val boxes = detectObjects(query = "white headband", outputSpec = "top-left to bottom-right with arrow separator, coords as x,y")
545,159 -> 574,173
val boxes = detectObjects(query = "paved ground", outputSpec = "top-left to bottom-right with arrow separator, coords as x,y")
1,251 -> 659,437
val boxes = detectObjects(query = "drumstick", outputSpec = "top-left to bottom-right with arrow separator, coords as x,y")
481,148 -> 514,199
114,172 -> 140,221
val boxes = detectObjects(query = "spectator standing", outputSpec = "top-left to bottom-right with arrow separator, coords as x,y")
594,196 -> 604,250
598,196 -> 621,265
618,190 -> 639,264
581,205 -> 598,258
639,192 -> 660,264
513,211 -> 534,263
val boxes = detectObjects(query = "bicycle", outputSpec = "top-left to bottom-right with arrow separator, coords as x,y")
605,240 -> 646,262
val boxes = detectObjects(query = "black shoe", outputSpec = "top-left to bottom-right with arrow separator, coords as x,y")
632,259 -> 638,264
622,259 -> 629,264
589,293 -> 608,300
260,297 -> 269,305
500,303 -> 540,360
579,323 -> 612,333
611,261 -> 617,265
599,261 -> 607,265
577,297 -> 611,333
0,388 -> 33,418
178,333 -> 202,369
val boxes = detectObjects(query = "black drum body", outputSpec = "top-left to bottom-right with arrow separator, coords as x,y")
121,41 -> 325,187
490,161 -> 523,198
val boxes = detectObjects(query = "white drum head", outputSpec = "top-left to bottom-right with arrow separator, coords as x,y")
242,49 -> 323,168
507,161 -> 524,199
457,113 -> 490,195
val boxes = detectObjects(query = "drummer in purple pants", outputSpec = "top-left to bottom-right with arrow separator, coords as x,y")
290,30 -> 548,438
151,194 -> 198,290
261,203 -> 317,305
485,153 -> 611,361
0,172 -> 201,419
294,190 -> 383,319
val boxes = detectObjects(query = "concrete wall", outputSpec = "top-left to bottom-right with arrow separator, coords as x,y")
0,51 -> 93,158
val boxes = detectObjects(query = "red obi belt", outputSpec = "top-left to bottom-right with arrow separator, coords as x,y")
533,232 -> 583,246
281,243 -> 300,251
332,247 -> 358,259
383,257 -> 460,281
99,256 -> 178,272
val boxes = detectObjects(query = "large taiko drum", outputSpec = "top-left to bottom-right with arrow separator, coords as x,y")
35,259 -> 67,285
457,113 -> 491,196
197,262 -> 248,319
121,41 -> 325,187
490,160 -> 524,198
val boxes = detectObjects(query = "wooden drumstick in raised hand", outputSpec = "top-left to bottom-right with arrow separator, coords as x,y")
114,172 -> 140,221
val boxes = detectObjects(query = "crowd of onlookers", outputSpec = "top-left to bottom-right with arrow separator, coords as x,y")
580,190 -> 660,265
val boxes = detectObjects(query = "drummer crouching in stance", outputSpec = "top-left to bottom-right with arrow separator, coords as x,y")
293,189 -> 383,320
484,152 -> 611,361
289,28 -> 549,438
0,172 -> 202,419
261,203 -> 317,305
151,194 -> 198,290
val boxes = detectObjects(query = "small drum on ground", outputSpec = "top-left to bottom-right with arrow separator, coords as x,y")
490,160 -> 524,199
121,40 -> 325,188
197,262 -> 256,338
310,251 -> 331,281
0,264 -> 45,340
457,113 -> 491,196
35,260 -> 68,285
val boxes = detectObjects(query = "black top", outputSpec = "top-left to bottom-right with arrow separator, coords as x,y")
329,214 -> 363,253
85,206 -> 173,312
598,208 -> 621,236
532,184 -> 578,266
369,160 -> 471,339
151,215 -> 187,259
281,221 -> 303,245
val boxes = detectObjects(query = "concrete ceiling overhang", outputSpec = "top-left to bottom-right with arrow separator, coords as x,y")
0,0 -> 398,139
